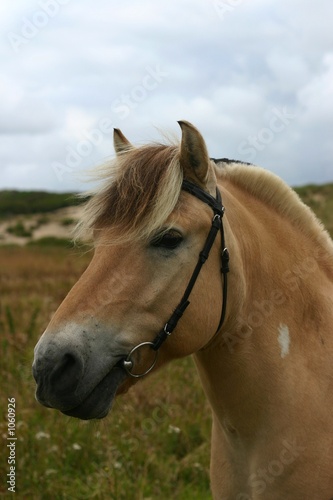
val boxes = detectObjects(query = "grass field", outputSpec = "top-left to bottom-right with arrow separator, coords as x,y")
0,246 -> 212,499
0,183 -> 332,499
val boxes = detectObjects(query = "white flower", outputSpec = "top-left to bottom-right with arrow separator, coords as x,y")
35,431 -> 50,440
168,425 -> 181,434
72,443 -> 82,450
45,469 -> 57,476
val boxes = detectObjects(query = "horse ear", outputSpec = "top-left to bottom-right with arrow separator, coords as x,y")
113,128 -> 133,155
178,120 -> 211,186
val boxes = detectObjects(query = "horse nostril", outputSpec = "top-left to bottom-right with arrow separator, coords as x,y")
49,352 -> 83,390
60,353 -> 76,372
33,346 -> 85,410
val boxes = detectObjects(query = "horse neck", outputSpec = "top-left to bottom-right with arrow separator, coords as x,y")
194,177 -> 333,438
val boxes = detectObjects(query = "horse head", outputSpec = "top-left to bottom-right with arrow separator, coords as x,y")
32,121 -> 226,420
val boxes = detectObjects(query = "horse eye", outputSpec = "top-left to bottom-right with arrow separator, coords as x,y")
151,230 -> 183,250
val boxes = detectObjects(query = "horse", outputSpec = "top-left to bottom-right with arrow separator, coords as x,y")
33,121 -> 333,499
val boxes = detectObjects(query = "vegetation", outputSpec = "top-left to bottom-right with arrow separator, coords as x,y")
27,236 -> 74,248
6,221 -> 32,238
60,217 -> 76,226
294,182 -> 333,237
0,190 -> 87,218
0,246 -> 212,499
0,182 -> 332,498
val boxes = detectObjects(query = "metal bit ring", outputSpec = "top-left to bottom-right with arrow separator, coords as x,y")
122,341 -> 158,378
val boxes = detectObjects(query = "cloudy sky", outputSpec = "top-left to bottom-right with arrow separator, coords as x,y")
1,0 -> 333,192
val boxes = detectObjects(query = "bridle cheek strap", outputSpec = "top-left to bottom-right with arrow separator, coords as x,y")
152,184 -> 226,350
121,179 -> 229,377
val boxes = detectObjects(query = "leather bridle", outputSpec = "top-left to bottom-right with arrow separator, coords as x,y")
120,179 -> 229,378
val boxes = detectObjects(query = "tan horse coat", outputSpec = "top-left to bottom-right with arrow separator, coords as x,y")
33,121 -> 333,499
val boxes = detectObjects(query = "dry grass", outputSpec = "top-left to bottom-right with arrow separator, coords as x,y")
0,246 -> 212,499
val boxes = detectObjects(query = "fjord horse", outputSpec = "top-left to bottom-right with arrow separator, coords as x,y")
33,121 -> 333,499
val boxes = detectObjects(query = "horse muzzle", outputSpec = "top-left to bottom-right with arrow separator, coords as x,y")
32,327 -> 128,419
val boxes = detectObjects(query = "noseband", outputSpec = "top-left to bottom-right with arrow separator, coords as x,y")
120,179 -> 229,377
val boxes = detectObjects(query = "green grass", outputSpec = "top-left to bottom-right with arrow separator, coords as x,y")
6,221 -> 32,238
0,246 -> 212,499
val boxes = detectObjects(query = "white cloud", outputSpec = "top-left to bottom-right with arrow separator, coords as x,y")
266,52 -> 310,94
0,0 -> 333,191
298,53 -> 333,125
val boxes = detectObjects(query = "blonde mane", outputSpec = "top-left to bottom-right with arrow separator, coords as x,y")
75,136 -> 332,259
75,144 -> 183,244
218,161 -> 333,256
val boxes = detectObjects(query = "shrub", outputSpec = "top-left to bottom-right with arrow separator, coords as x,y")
6,221 -> 32,237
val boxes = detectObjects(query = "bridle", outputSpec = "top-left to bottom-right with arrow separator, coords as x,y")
120,178 -> 229,378
120,179 -> 229,377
